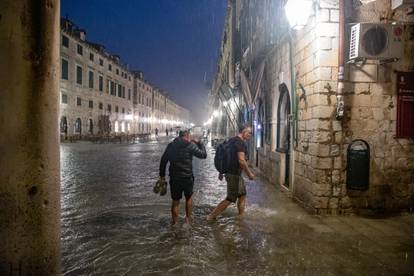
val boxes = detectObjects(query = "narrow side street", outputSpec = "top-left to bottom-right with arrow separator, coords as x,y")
61,139 -> 414,275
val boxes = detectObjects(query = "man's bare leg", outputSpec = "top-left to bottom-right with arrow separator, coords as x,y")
171,200 -> 180,225
237,195 -> 246,216
207,199 -> 231,220
185,196 -> 193,224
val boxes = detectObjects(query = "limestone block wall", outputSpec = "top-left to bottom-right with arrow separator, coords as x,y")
340,0 -> 414,211
292,0 -> 342,213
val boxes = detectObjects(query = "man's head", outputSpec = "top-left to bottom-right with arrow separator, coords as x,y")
179,129 -> 191,141
238,123 -> 252,141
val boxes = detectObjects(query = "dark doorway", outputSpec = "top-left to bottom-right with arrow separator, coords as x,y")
89,119 -> 93,134
60,116 -> 68,139
75,118 -> 82,135
277,83 -> 291,188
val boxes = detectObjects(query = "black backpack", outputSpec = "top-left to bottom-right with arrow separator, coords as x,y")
214,139 -> 233,174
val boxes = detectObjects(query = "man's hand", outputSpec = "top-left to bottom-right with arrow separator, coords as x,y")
218,173 -> 223,181
247,172 -> 255,180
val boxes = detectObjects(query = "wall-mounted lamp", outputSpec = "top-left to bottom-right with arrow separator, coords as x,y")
284,0 -> 314,30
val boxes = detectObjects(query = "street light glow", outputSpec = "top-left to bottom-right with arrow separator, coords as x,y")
284,0 -> 313,30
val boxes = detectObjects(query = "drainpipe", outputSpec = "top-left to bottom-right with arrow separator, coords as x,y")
336,0 -> 345,120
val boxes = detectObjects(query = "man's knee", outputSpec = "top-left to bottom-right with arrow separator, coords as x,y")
172,200 -> 180,207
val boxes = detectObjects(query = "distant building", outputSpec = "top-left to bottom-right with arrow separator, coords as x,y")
59,18 -> 190,138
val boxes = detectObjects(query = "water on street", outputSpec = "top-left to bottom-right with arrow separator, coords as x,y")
61,138 -> 414,275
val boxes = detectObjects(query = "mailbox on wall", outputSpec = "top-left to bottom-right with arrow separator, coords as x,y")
346,140 -> 370,191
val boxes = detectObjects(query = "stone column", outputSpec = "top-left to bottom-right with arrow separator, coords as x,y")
0,0 -> 60,274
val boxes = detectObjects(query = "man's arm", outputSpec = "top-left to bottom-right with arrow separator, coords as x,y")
189,141 -> 207,159
238,152 -> 255,180
159,144 -> 171,179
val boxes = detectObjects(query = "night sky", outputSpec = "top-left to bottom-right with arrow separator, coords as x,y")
61,0 -> 227,124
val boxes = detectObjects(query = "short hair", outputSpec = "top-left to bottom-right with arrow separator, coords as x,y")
238,123 -> 251,133
179,129 -> 190,137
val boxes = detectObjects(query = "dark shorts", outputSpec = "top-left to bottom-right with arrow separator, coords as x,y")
225,174 -> 246,203
169,177 -> 194,201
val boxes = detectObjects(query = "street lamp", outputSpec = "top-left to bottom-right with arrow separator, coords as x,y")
284,0 -> 314,30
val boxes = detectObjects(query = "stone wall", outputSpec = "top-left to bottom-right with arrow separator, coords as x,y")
293,0 -> 343,213
341,0 -> 414,212
215,0 -> 414,213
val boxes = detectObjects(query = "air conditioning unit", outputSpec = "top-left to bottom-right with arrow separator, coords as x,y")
392,0 -> 414,10
349,23 -> 404,61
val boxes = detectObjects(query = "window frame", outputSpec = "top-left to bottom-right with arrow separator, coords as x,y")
88,70 -> 94,89
77,44 -> 83,55
76,65 -> 83,85
62,35 -> 69,48
61,58 -> 69,80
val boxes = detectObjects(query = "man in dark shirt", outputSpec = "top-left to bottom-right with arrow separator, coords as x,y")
208,124 -> 255,220
159,130 -> 207,225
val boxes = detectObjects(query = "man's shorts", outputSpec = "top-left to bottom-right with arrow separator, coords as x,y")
169,176 -> 194,201
225,174 -> 246,203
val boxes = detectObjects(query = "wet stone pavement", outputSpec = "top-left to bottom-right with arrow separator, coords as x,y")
61,137 -> 414,275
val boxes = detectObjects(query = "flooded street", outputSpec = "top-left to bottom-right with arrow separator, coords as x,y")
61,138 -> 414,275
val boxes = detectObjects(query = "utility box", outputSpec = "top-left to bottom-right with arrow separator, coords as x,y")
346,140 -> 370,191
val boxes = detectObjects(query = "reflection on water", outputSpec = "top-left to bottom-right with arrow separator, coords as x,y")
61,139 -> 414,275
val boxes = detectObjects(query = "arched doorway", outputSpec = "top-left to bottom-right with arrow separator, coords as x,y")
75,118 -> 82,136
277,83 -> 291,188
256,99 -> 264,148
60,116 -> 68,139
88,118 -> 93,135
121,121 -> 125,133
114,121 -> 119,133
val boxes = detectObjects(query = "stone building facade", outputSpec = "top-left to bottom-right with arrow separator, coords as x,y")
60,19 -> 190,137
210,0 -> 414,214
133,71 -> 155,134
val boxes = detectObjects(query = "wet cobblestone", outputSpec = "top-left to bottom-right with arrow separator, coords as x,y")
61,138 -> 414,275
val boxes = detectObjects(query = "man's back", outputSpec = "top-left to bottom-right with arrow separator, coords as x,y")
226,136 -> 247,176
160,137 -> 207,179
